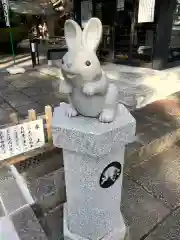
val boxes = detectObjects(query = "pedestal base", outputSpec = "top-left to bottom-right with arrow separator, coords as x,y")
63,204 -> 126,240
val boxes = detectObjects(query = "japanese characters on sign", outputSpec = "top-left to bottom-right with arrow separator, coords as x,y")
138,0 -> 155,23
1,0 -> 10,27
0,120 -> 45,161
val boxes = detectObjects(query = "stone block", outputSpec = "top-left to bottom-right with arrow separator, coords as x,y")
10,204 -> 48,240
37,190 -> 65,214
26,167 -> 64,197
28,173 -> 57,200
0,166 -> 27,214
121,175 -> 170,240
0,216 -> 20,240
52,102 -> 136,240
145,208 -> 180,240
40,204 -> 64,240
3,92 -> 33,108
53,103 -> 136,158
25,168 -> 66,212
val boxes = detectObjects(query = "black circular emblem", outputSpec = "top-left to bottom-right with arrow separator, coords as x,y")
99,162 -> 122,188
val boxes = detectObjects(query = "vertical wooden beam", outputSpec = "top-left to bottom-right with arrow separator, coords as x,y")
152,0 -> 176,70
92,0 -> 96,17
74,0 -> 82,26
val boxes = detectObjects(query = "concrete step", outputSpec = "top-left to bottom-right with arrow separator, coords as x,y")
125,100 -> 180,170
0,166 -> 48,240
13,148 -> 65,215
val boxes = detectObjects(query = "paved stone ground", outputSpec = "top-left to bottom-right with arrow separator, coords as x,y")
1,61 -> 180,238
1,68 -> 180,239
0,70 -> 67,125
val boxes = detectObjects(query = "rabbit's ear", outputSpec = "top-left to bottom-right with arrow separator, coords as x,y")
82,18 -> 102,51
64,20 -> 82,50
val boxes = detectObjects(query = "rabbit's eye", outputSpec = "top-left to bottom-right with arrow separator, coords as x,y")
85,61 -> 91,66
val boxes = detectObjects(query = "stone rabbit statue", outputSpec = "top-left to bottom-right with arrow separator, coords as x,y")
59,17 -> 118,123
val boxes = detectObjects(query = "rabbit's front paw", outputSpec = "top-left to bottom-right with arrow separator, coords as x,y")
99,109 -> 115,123
66,105 -> 78,117
82,83 -> 95,96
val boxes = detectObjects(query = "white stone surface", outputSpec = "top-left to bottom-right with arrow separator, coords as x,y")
52,102 -> 136,240
64,204 -> 126,240
63,148 -> 125,239
103,63 -> 180,109
53,103 -> 136,157
0,216 -> 20,240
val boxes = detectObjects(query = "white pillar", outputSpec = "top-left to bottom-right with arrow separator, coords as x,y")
52,103 -> 136,240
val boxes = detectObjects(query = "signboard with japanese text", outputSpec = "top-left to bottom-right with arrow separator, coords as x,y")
0,119 -> 45,161
1,0 -> 10,27
138,0 -> 155,23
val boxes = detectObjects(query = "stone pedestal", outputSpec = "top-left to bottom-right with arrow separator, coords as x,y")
52,103 -> 136,240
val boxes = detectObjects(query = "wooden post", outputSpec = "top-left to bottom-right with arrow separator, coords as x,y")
92,0 -> 96,17
152,0 -> 176,70
45,105 -> 53,142
74,0 -> 82,26
28,109 -> 37,121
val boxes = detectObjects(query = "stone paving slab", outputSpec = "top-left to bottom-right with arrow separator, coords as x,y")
15,102 -> 45,118
39,204 -> 64,240
10,204 -> 48,240
126,144 -> 180,209
121,175 -> 170,240
33,92 -> 67,107
144,208 -> 180,240
2,92 -> 33,108
125,101 -> 180,171
0,70 -> 62,122
0,166 -> 28,214
0,216 -> 20,240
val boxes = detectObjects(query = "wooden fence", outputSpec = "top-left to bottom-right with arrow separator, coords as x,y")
0,105 -> 55,167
